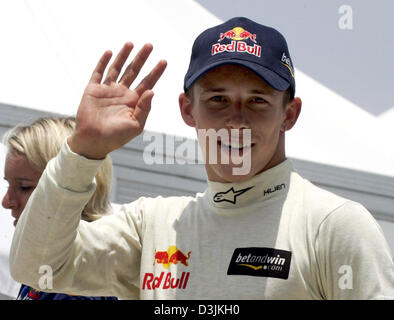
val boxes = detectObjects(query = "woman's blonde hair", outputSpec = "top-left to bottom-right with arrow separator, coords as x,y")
2,116 -> 113,222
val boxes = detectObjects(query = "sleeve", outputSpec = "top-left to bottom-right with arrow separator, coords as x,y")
9,140 -> 144,299
315,201 -> 394,300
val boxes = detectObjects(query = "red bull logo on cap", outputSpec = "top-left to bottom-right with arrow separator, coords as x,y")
154,245 -> 191,269
213,26 -> 261,57
218,27 -> 257,43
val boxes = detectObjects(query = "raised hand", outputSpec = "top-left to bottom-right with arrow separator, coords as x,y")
68,42 -> 167,159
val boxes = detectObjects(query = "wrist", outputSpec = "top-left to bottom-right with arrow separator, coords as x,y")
67,135 -> 107,160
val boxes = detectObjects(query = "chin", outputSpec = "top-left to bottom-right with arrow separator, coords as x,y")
206,163 -> 258,183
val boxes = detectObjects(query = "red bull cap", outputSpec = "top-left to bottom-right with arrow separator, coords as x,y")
184,17 -> 295,98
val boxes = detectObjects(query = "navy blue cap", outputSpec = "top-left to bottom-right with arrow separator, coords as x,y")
184,17 -> 295,98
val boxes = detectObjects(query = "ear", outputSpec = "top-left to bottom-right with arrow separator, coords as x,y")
179,93 -> 196,128
281,97 -> 302,132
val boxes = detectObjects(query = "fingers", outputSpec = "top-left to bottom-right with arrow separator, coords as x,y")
89,42 -> 167,95
89,50 -> 113,84
103,42 -> 134,85
135,59 -> 167,97
119,43 -> 153,88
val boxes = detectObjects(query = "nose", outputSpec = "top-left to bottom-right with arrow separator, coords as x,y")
2,189 -> 17,210
224,102 -> 250,130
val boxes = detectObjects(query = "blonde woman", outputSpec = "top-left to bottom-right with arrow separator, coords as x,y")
2,116 -> 117,300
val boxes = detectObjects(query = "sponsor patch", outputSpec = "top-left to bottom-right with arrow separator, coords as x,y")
212,26 -> 262,57
142,272 -> 190,290
227,247 -> 291,279
144,246 -> 192,291
154,245 -> 191,269
263,183 -> 286,196
213,186 -> 253,204
280,52 -> 294,78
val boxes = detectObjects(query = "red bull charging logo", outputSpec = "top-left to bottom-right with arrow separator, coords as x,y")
212,26 -> 261,57
218,27 -> 257,43
154,246 -> 191,269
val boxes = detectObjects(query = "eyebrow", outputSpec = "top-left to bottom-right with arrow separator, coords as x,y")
201,88 -> 270,95
201,88 -> 226,93
3,177 -> 36,182
249,89 -> 266,95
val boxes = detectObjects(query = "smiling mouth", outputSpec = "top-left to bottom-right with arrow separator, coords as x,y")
219,140 -> 254,149
218,140 -> 255,156
218,141 -> 254,149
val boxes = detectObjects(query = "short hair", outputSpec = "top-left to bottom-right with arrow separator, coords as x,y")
2,116 -> 113,222
282,88 -> 292,107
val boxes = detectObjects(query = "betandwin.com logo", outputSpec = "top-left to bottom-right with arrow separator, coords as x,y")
227,247 -> 292,279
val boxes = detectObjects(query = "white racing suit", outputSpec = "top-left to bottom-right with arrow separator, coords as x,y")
9,140 -> 394,299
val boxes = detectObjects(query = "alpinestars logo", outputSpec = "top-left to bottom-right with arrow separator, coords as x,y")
211,26 -> 262,57
227,247 -> 292,279
213,186 -> 253,204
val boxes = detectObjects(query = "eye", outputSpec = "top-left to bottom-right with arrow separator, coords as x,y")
206,95 -> 229,109
19,185 -> 35,192
249,97 -> 266,104
209,95 -> 227,103
247,96 -> 269,110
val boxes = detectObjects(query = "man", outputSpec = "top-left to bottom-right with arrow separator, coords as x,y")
9,17 -> 394,299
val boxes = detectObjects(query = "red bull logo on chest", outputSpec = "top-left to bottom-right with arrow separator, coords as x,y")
143,246 -> 192,291
212,27 -> 261,57
154,245 -> 191,269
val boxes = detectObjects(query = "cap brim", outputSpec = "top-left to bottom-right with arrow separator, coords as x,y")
184,59 -> 290,92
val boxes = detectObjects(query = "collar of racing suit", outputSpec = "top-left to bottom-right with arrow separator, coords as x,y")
206,159 -> 293,211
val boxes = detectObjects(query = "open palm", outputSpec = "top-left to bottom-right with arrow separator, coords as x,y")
68,42 -> 167,159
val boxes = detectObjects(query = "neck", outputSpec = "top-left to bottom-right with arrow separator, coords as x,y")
206,159 -> 293,211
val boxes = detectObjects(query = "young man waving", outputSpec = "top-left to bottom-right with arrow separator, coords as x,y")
10,17 -> 394,299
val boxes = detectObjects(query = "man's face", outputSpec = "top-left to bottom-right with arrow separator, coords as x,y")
180,64 -> 299,183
